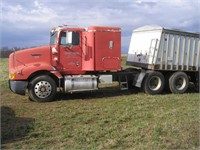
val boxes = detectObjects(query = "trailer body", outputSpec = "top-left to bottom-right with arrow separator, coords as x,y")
127,25 -> 200,71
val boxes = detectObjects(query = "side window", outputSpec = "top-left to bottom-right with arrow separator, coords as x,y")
60,31 -> 80,46
72,32 -> 80,45
60,32 -> 67,45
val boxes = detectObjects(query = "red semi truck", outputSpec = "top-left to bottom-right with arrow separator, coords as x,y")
9,25 -> 199,102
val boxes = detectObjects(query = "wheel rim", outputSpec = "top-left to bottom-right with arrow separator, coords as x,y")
175,76 -> 186,90
34,81 -> 52,98
148,76 -> 162,91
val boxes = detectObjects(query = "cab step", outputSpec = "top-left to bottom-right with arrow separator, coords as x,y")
119,75 -> 128,90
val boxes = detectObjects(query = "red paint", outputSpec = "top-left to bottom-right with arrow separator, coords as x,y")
9,46 -> 52,80
9,26 -> 122,80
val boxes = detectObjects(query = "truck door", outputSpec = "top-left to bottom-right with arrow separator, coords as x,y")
59,31 -> 82,73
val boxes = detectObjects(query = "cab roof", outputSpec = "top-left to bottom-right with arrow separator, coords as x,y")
87,26 -> 121,32
52,26 -> 121,32
52,26 -> 85,32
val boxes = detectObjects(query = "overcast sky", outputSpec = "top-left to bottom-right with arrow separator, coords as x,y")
1,0 -> 200,53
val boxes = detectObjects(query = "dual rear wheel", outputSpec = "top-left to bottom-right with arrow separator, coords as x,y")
169,72 -> 189,94
142,71 -> 165,94
142,71 -> 189,94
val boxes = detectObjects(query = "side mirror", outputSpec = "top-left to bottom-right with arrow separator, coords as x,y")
64,31 -> 72,48
66,31 -> 72,45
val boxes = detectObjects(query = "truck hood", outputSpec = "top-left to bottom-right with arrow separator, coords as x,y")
15,45 -> 50,56
9,45 -> 51,69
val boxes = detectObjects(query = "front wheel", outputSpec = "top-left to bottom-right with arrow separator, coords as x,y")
28,75 -> 57,102
142,71 -> 165,95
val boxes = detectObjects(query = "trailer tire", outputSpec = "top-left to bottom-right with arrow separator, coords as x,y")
28,75 -> 57,102
142,71 -> 165,95
169,72 -> 189,94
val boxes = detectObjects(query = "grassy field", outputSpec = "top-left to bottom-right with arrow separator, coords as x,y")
1,57 -> 199,149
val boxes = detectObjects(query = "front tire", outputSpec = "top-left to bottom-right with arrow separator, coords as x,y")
169,72 -> 189,94
28,75 -> 57,102
142,71 -> 165,94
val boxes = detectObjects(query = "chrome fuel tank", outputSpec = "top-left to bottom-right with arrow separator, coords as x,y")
64,75 -> 98,92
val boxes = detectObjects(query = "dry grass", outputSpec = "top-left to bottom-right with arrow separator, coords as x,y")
1,57 -> 200,149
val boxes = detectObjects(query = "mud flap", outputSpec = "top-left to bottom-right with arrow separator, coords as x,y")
133,69 -> 146,88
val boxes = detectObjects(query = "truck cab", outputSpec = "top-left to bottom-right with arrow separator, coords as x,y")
50,26 -> 121,73
50,27 -> 86,75
9,26 -> 122,102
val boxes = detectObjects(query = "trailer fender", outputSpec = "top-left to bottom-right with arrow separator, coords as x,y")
133,69 -> 146,87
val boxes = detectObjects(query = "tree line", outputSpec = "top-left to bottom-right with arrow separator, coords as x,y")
0,47 -> 32,58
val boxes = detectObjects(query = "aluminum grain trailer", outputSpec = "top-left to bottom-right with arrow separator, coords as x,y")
127,25 -> 199,94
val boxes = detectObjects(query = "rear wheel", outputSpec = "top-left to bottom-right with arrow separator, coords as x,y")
28,75 -> 57,102
142,71 -> 165,94
169,72 -> 189,94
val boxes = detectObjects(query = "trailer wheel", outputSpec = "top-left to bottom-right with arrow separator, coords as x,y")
169,72 -> 189,94
28,75 -> 57,102
143,71 -> 165,94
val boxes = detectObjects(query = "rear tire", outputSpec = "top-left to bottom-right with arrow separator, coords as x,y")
169,72 -> 189,94
142,71 -> 165,95
28,75 -> 57,102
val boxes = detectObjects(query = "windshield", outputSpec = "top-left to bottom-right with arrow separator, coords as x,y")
50,31 -> 58,45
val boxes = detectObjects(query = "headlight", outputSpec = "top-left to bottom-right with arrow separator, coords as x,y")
10,73 -> 16,79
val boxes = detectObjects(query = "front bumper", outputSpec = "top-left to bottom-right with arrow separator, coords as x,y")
9,80 -> 28,95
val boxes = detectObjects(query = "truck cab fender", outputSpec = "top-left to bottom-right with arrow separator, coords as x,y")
21,63 -> 60,80
50,70 -> 63,79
